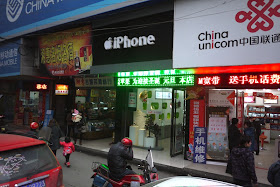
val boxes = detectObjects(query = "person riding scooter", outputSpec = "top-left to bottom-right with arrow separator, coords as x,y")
107,137 -> 135,180
27,122 -> 39,138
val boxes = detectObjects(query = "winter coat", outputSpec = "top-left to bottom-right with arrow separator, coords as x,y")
244,127 -> 255,152
60,141 -> 75,156
230,146 -> 257,184
107,142 -> 133,180
267,160 -> 280,187
48,124 -> 63,151
66,113 -> 74,126
228,124 -> 242,151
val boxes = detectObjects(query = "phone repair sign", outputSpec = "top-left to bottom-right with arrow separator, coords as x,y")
173,0 -> 280,68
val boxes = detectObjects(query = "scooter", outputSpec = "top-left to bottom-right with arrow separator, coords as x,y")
91,148 -> 158,187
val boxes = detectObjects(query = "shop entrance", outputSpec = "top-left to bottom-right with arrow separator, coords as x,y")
170,89 -> 186,157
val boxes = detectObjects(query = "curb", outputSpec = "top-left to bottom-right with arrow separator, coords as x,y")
76,146 -> 271,187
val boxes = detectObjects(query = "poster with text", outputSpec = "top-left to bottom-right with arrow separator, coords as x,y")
209,90 -> 236,120
207,107 -> 229,161
189,100 -> 205,152
39,25 -> 92,76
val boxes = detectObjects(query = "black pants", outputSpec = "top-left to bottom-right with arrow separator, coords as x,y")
233,178 -> 252,187
255,135 -> 260,155
65,154 -> 71,162
67,125 -> 76,140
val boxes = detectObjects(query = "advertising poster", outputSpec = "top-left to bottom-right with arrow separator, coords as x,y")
193,127 -> 207,164
189,100 -> 205,152
39,25 -> 92,76
207,107 -> 229,161
209,90 -> 235,120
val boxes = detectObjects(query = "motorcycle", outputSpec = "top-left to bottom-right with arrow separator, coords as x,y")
91,148 -> 158,187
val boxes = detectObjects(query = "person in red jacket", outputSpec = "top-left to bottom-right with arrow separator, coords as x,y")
60,137 -> 75,167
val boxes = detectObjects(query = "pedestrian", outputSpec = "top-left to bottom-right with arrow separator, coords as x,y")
66,109 -> 75,138
251,118 -> 261,155
230,135 -> 258,187
228,118 -> 242,152
60,136 -> 75,167
244,121 -> 256,153
48,118 -> 64,156
267,160 -> 280,187
226,118 -> 242,174
72,109 -> 84,145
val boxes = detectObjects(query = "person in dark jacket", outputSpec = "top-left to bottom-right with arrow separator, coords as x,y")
226,118 -> 242,174
244,121 -> 256,153
228,118 -> 242,152
251,118 -> 261,155
107,138 -> 135,180
48,118 -> 64,155
230,135 -> 258,187
267,160 -> 280,187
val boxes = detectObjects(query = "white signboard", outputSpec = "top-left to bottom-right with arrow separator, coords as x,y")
173,0 -> 280,68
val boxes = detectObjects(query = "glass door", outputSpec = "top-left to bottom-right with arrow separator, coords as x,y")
170,89 -> 186,157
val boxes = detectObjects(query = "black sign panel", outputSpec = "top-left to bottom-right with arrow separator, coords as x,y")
92,11 -> 173,65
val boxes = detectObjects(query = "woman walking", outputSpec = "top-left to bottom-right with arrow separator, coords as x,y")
48,118 -> 64,155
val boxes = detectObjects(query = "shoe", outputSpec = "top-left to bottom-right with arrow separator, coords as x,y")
64,162 -> 67,165
66,162 -> 70,167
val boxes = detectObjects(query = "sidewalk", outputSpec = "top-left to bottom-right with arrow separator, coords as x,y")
75,138 -> 273,187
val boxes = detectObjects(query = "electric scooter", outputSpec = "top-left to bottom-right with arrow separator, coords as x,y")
91,148 -> 158,187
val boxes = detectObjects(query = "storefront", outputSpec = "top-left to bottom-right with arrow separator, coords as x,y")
172,0 -> 280,163
90,12 -> 174,145
0,38 -> 51,126
117,69 -> 194,156
73,76 -> 116,140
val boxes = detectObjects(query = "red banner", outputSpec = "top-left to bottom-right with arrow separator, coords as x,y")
237,95 -> 244,130
189,100 -> 205,146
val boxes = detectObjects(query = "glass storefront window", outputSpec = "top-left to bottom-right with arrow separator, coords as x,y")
130,87 -> 185,151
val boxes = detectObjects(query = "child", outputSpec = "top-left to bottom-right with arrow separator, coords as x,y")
60,137 -> 75,167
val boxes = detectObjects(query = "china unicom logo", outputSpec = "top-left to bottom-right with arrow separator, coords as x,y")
6,0 -> 24,22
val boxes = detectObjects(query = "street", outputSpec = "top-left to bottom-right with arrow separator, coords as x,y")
56,148 -> 176,187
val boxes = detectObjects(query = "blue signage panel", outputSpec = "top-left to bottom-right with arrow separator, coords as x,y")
0,40 -> 21,77
0,0 -> 150,39
193,127 -> 207,164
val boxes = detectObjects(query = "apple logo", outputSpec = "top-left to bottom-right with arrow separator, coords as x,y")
104,37 -> 113,50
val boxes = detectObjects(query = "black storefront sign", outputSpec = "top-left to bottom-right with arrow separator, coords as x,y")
92,11 -> 173,65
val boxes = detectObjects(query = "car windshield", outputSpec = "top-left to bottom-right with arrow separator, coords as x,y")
0,144 -> 58,183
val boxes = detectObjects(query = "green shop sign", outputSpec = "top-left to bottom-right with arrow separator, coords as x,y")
117,69 -> 194,77
117,75 -> 194,87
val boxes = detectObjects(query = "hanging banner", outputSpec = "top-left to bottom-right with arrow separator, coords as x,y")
189,100 -> 205,150
237,93 -> 244,130
39,25 -> 92,76
207,107 -> 229,161
193,127 -> 207,164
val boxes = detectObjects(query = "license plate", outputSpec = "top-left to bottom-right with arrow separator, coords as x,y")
22,180 -> 46,187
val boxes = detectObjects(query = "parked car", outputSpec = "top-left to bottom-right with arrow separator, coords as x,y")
143,176 -> 240,187
0,134 -> 64,187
